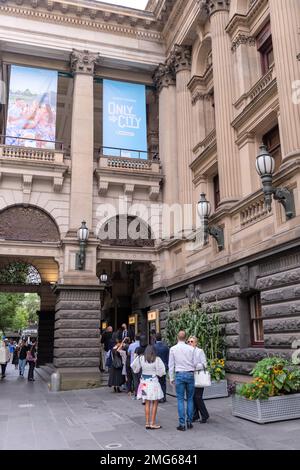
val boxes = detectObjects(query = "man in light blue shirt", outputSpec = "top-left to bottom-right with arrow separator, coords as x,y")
168,330 -> 198,431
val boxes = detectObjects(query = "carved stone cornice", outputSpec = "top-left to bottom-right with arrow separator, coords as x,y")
153,62 -> 176,92
170,44 -> 192,74
206,0 -> 230,17
231,34 -> 256,52
0,1 -> 164,43
187,73 -> 213,104
70,49 -> 100,75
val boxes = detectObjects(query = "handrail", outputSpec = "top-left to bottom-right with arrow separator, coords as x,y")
0,135 -> 64,151
99,146 -> 159,161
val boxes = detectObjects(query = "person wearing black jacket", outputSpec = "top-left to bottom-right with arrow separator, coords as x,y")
18,340 -> 28,377
27,339 -> 37,382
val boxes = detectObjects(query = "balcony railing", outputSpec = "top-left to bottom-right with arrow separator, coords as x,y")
99,146 -> 159,161
0,136 -> 64,164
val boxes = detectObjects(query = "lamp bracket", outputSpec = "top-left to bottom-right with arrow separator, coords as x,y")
208,225 -> 224,251
273,187 -> 295,220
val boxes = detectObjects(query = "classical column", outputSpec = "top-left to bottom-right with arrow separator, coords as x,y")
69,50 -> 99,231
153,62 -> 178,205
172,45 -> 194,205
188,76 -> 207,148
269,0 -> 300,163
208,0 -> 241,207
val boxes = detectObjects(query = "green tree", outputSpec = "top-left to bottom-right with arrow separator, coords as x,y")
22,293 -> 40,324
13,305 -> 29,331
0,293 -> 24,335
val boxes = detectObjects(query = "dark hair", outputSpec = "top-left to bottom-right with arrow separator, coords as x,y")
156,333 -> 162,342
144,345 -> 157,364
140,334 -> 148,348
135,334 -> 141,341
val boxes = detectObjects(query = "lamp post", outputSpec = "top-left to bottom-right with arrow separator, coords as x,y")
197,193 -> 224,251
75,221 -> 89,270
256,144 -> 295,219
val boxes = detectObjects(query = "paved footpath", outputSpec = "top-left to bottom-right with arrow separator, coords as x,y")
0,363 -> 300,450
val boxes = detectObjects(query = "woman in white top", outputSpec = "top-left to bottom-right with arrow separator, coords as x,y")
187,336 -> 210,423
0,340 -> 10,379
131,345 -> 166,429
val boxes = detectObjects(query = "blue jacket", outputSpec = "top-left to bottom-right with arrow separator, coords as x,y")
154,341 -> 170,369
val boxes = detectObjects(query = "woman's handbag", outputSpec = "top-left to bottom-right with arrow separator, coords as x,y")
194,367 -> 211,388
26,350 -> 35,363
112,352 -> 123,369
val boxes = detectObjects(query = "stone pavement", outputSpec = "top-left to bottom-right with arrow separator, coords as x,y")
0,363 -> 300,450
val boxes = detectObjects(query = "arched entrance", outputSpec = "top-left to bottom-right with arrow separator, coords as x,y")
97,215 -> 157,337
0,259 -> 58,365
0,204 -> 61,367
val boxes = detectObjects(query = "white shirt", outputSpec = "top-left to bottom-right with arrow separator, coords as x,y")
168,341 -> 198,382
131,356 -> 166,378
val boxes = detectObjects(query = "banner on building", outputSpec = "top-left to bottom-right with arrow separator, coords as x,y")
103,79 -> 147,159
6,65 -> 58,149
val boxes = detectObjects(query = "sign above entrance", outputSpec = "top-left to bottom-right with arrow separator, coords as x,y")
103,79 -> 147,159
147,310 -> 158,322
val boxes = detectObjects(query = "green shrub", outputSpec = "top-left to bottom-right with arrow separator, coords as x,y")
236,357 -> 300,400
164,302 -> 226,361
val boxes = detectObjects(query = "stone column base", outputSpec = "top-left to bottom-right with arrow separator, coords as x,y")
56,367 -> 108,391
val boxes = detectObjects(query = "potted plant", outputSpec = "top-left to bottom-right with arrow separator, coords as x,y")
232,357 -> 300,423
164,303 -> 228,399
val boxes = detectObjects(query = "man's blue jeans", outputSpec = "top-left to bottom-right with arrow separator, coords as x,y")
19,359 -> 26,376
175,371 -> 195,426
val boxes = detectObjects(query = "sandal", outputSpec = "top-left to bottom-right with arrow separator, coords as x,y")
150,424 -> 162,429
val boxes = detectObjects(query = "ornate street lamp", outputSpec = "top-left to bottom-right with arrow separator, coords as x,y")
100,270 -> 108,284
256,144 -> 295,219
75,221 -> 89,270
197,193 -> 224,251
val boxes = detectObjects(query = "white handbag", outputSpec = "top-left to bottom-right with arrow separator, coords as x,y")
194,368 -> 211,388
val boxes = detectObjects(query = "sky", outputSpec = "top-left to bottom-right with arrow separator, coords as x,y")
95,0 -> 148,9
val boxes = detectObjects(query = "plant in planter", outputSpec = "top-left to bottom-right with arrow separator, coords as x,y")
164,302 -> 228,399
233,357 -> 300,423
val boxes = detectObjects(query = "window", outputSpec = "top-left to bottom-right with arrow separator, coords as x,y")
262,125 -> 282,172
249,293 -> 264,346
257,22 -> 274,75
213,174 -> 220,210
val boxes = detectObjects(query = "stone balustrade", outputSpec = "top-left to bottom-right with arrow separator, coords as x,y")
234,66 -> 276,112
99,155 -> 160,173
0,144 -> 64,164
240,197 -> 269,227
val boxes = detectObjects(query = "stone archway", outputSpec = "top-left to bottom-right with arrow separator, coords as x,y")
0,204 -> 60,242
0,259 -> 58,366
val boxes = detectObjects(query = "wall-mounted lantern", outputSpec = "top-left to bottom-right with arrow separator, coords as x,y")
75,221 -> 89,270
197,193 -> 224,251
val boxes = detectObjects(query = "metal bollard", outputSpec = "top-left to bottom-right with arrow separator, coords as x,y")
50,371 -> 61,392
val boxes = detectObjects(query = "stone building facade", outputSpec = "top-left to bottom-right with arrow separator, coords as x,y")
0,0 -> 299,387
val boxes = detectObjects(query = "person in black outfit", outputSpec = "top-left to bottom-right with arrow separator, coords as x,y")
27,339 -> 37,382
18,340 -> 28,376
101,326 -> 114,353
154,333 -> 169,402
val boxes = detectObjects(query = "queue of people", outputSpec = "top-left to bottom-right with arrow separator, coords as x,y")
101,324 -> 210,431
0,338 -> 38,381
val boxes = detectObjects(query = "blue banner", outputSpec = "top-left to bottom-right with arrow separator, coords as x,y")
103,79 -> 147,159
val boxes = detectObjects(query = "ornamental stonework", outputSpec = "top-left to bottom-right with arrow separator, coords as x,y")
231,34 -> 256,52
206,0 -> 230,17
0,205 -> 60,242
170,44 -> 192,73
70,49 -> 100,75
153,62 -> 176,91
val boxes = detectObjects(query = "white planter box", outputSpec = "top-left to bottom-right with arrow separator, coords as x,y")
232,393 -> 300,424
203,379 -> 228,399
